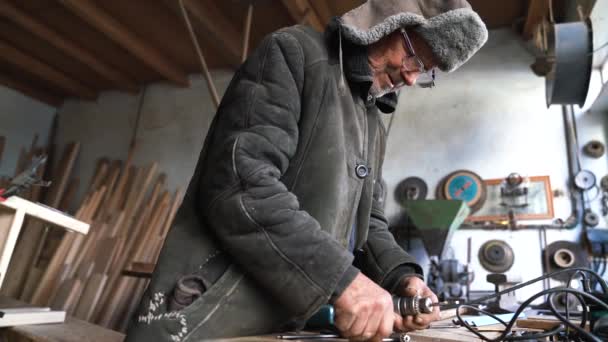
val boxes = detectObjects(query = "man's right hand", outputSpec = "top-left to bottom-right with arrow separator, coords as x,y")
333,273 -> 397,342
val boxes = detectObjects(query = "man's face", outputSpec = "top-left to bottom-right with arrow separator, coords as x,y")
367,29 -> 437,97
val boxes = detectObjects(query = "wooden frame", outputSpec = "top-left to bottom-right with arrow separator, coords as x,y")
0,196 -> 89,289
468,176 -> 554,222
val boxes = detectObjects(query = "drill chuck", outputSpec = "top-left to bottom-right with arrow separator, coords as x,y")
393,295 -> 433,316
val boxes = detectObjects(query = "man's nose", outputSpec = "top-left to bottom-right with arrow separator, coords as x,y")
400,69 -> 420,87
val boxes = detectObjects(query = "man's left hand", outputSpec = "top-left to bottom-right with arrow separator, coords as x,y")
393,276 -> 441,332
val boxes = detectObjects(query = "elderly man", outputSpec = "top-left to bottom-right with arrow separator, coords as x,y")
125,1 -> 487,341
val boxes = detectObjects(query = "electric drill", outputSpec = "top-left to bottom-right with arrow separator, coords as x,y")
307,295 -> 434,328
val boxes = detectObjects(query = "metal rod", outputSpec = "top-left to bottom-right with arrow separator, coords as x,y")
178,0 -> 220,109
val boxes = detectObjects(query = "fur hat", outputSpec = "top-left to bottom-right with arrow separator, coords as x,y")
336,0 -> 488,72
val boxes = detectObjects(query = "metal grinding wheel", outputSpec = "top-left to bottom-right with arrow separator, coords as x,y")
544,241 -> 588,282
478,240 -> 515,273
544,21 -> 592,107
395,177 -> 428,203
584,210 -> 600,227
437,170 -> 486,214
574,170 -> 596,191
583,140 -> 606,158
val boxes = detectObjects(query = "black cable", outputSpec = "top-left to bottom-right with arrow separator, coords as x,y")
547,291 -> 599,342
566,271 -> 589,336
466,268 -> 608,307
456,286 -> 608,341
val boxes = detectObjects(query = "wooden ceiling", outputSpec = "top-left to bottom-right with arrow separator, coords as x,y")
0,0 -> 537,107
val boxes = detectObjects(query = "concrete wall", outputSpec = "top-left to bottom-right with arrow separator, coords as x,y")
383,28 -> 607,301
0,85 -> 56,177
56,71 -> 234,204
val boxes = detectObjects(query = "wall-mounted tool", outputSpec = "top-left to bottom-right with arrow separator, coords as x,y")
574,169 -> 596,191
436,170 -> 486,214
394,176 -> 428,203
478,240 -> 515,273
542,21 -> 592,107
499,173 -> 529,209
583,140 -> 606,158
543,240 -> 588,282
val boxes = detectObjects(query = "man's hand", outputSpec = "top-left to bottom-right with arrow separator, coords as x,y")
333,273 -> 398,342
393,276 -> 441,331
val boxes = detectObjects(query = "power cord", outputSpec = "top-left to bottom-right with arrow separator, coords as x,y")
455,268 -> 608,341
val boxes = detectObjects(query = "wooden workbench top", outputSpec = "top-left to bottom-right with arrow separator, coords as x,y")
0,296 -> 124,342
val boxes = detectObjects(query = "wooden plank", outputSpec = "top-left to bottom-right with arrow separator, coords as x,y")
0,74 -> 63,107
50,277 -> 83,314
523,0 -> 549,40
73,273 -> 107,321
30,186 -> 105,306
0,39 -> 96,100
18,267 -> 42,302
0,1 -> 138,94
60,0 -> 189,87
0,208 -> 26,289
46,142 -> 81,208
122,261 -> 154,278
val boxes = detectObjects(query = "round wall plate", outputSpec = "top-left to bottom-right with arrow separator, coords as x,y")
437,170 -> 486,213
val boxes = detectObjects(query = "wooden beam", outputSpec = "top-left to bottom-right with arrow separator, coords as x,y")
0,74 -> 63,107
0,1 -> 139,94
172,0 -> 242,66
242,4 -> 253,63
59,0 -> 189,87
0,41 -> 96,100
523,0 -> 549,40
281,0 -> 324,32
308,0 -> 332,27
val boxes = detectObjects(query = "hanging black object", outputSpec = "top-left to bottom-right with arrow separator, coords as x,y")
395,176 -> 428,202
545,21 -> 593,107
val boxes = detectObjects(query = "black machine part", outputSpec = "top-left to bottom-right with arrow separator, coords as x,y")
583,140 -> 606,158
544,240 -> 589,282
584,210 -> 600,227
394,177 -> 428,203
478,240 -> 515,273
394,295 -> 433,316
601,175 -> 608,193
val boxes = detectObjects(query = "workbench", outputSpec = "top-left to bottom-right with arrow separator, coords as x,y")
202,322 -> 504,342
0,296 -> 124,342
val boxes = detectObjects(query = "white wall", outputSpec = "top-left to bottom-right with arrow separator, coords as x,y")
383,28 -> 607,301
56,71 -> 234,204
0,85 -> 56,177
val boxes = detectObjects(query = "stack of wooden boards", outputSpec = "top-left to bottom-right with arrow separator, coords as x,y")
0,136 -> 183,332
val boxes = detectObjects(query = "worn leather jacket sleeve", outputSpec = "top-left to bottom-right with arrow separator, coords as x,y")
197,32 -> 355,320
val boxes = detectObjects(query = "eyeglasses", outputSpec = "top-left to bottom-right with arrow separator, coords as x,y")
400,28 -> 436,88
